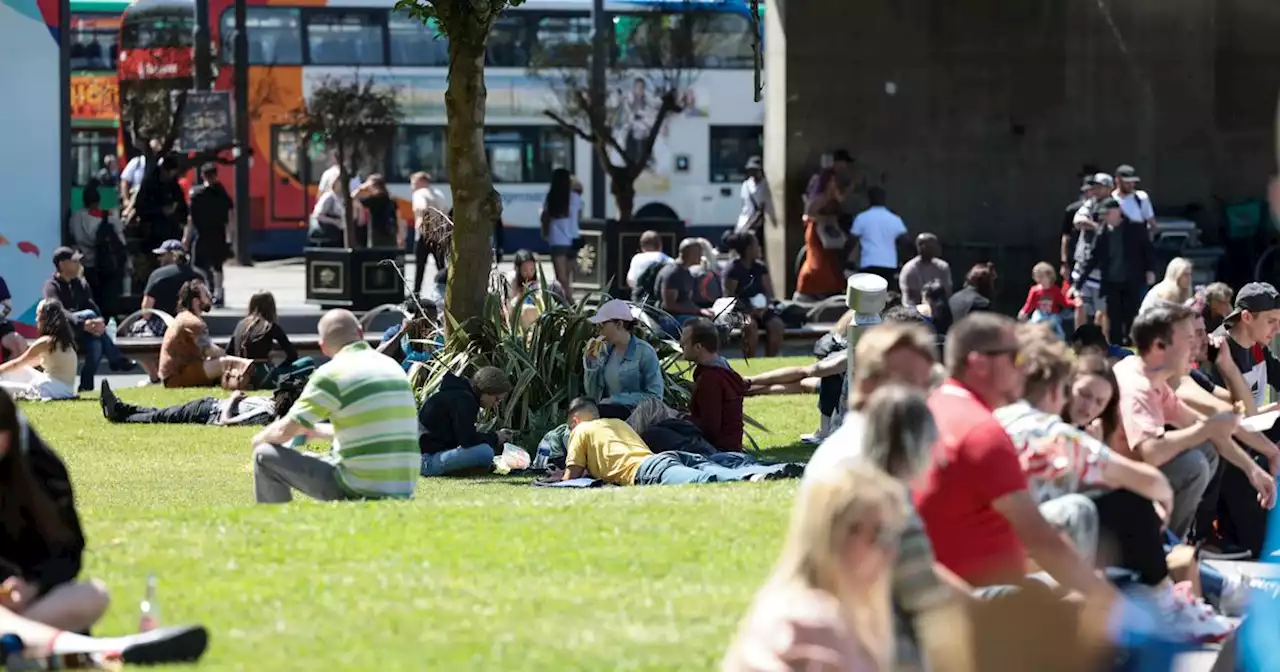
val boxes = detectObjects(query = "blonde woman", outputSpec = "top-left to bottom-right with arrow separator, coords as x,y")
1138,257 -> 1193,314
723,463 -> 907,672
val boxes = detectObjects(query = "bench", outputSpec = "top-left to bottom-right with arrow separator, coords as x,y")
111,307 -> 397,356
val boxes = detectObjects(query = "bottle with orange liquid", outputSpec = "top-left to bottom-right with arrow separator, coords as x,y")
138,574 -> 159,633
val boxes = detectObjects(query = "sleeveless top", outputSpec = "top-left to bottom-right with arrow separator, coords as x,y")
41,343 -> 78,389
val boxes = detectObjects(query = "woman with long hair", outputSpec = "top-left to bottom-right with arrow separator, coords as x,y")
723,462 -> 907,672
354,173 -> 404,249
1060,353 -> 1121,449
541,168 -> 581,295
0,389 -> 109,633
1139,257 -> 1194,314
228,291 -> 297,366
0,301 -> 80,400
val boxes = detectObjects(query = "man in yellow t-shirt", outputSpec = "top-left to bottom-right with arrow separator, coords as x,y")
562,398 -> 788,485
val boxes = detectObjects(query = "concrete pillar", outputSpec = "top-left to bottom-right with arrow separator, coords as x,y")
762,0 -> 793,298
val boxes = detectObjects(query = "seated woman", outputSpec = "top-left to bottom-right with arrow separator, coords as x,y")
99,380 -> 302,427
506,249 -> 565,328
0,389 -> 109,633
583,299 -> 663,419
159,281 -> 254,388
722,232 -> 784,358
0,300 -> 79,401
722,462 -> 907,671
228,291 -> 297,372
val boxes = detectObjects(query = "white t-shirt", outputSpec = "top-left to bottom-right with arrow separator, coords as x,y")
120,155 -> 147,188
318,165 -> 361,196
735,177 -> 773,232
546,192 -> 583,247
626,251 -> 672,288
310,191 -> 344,230
801,411 -> 866,485
1113,189 -> 1155,223
212,395 -> 276,426
850,206 -> 907,269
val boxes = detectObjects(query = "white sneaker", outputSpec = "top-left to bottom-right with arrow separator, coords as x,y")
800,414 -> 832,444
1159,582 -> 1235,644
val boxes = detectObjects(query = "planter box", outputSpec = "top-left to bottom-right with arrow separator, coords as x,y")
576,217 -> 686,298
304,246 -> 406,311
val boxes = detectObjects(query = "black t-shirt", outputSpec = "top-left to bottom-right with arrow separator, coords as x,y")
361,194 -> 397,234
726,259 -> 769,302
143,262 -> 206,316
947,286 -> 991,323
188,183 -> 234,237
657,263 -> 694,308
1206,326 -> 1280,409
1062,198 -> 1086,240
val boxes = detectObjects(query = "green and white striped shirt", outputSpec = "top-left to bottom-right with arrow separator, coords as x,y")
287,341 -> 419,499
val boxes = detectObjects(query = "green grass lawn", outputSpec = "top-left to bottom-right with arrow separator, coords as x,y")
21,356 -> 822,671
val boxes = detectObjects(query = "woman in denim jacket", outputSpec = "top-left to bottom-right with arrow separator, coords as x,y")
584,299 -> 664,419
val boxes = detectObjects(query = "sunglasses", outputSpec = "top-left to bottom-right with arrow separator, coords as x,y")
977,346 -> 1024,367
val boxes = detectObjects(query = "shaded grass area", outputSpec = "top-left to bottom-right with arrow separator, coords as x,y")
21,356 -> 822,670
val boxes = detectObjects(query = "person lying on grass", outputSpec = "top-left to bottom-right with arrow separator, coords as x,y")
417,366 -> 514,477
250,309 -> 419,504
98,379 -> 304,427
549,397 -> 798,485
0,389 -> 108,634
0,603 -> 208,666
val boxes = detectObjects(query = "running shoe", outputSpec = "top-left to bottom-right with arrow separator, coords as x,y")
1158,582 -> 1235,644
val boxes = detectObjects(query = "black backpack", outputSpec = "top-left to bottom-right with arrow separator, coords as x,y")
94,213 -> 127,271
633,261 -> 668,306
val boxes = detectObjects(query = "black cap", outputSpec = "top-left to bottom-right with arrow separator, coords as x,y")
1097,197 -> 1122,210
1115,164 -> 1140,182
1225,282 -> 1280,324
52,246 -> 82,266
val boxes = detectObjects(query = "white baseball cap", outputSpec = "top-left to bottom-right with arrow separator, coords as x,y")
589,299 -> 636,324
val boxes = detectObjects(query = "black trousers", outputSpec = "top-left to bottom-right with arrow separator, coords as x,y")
413,236 -> 446,297
121,397 -> 218,424
817,374 -> 844,417
1089,488 -> 1169,586
1218,453 -> 1270,557
1104,282 -> 1142,346
597,402 -> 632,420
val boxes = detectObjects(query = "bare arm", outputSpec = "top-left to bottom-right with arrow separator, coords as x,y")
1133,422 -> 1213,467
1213,339 -> 1258,415
992,490 -> 1117,598
0,339 -> 51,374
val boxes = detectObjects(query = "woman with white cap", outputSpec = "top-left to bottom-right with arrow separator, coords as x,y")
584,299 -> 664,419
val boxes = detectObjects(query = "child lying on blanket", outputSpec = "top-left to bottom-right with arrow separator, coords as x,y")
549,397 -> 800,486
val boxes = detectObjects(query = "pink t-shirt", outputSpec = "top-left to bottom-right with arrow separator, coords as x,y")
1113,356 -> 1182,454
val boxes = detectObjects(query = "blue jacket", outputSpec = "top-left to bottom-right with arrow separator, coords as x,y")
583,335 -> 663,407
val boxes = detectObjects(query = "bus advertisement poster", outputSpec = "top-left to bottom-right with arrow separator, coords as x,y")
70,73 -> 118,121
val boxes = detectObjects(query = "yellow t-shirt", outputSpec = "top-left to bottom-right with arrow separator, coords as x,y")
566,419 -> 653,485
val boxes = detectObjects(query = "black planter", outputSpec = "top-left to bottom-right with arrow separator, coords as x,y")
576,217 -> 686,298
304,247 -> 406,311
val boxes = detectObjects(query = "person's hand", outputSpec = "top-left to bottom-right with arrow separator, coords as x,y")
584,337 -> 605,362
1153,500 -> 1171,530
0,577 -> 33,611
1205,412 -> 1240,439
1145,271 -> 1156,286
1066,286 -> 1081,302
546,467 -> 566,481
700,308 -> 715,318
1249,466 -> 1278,509
85,319 -> 106,336
229,390 -> 245,401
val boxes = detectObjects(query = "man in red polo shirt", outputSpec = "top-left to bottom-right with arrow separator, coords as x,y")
914,313 -> 1115,599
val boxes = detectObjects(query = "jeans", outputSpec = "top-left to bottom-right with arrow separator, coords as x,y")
120,397 -> 218,424
420,444 -> 495,477
252,443 -> 349,504
77,329 -> 128,392
633,451 -> 791,485
1159,443 -> 1219,539
1039,494 -> 1100,565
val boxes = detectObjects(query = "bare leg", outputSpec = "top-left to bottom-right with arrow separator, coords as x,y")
741,317 -> 759,359
1073,304 -> 1087,331
1097,311 -> 1110,345
765,316 -> 785,357
20,580 -> 110,632
552,255 -> 573,300
2,333 -> 28,361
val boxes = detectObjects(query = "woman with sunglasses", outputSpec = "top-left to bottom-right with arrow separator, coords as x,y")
995,326 -> 1234,642
583,300 -> 663,420
722,461 -> 907,672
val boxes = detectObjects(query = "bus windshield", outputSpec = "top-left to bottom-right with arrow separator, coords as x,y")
120,12 -> 195,49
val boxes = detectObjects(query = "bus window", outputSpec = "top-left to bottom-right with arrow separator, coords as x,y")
709,126 -> 762,184
532,14 -> 591,67
485,127 -> 574,184
120,12 -> 194,50
389,11 -> 447,66
220,7 -> 302,65
306,10 -> 385,66
272,127 -> 328,183
486,15 -> 528,67
390,126 -> 448,184
71,15 -> 120,71
535,127 -> 572,183
691,13 -> 754,69
70,129 -> 119,187
612,13 -> 691,69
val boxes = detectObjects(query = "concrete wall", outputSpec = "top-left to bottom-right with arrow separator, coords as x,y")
766,0 -> 1280,298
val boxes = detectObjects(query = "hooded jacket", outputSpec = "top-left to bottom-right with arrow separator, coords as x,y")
417,373 -> 500,454
690,356 -> 748,452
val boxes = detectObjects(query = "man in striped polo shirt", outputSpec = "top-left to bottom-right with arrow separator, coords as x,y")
251,310 -> 419,503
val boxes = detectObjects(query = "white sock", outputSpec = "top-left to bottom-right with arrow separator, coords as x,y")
818,413 -> 831,436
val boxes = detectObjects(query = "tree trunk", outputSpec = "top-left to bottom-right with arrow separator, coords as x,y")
443,36 -> 500,346
611,167 -> 636,222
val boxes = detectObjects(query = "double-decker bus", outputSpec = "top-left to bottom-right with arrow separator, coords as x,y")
117,0 -> 195,174
202,0 -> 763,257
69,0 -> 131,210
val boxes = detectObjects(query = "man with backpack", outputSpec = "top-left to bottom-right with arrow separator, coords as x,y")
67,181 -> 126,318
